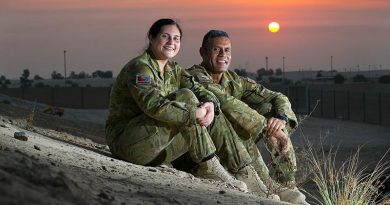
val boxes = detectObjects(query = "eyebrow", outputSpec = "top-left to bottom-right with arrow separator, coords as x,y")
161,32 -> 181,37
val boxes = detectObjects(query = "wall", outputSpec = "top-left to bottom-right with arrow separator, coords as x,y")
1,84 -> 390,126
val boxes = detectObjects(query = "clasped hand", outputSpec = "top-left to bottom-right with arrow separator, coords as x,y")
195,102 -> 214,127
266,117 -> 289,154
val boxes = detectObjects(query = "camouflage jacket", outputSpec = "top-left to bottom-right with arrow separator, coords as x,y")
105,51 -> 219,145
187,64 -> 298,139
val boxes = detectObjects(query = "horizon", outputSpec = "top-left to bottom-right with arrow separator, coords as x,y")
1,0 -> 390,78
4,68 -> 390,81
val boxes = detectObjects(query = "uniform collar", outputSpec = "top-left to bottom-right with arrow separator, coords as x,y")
219,72 -> 231,88
198,64 -> 231,87
144,49 -> 174,73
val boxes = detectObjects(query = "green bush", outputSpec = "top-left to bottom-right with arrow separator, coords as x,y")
334,74 -> 346,84
378,75 -> 390,84
353,74 -> 368,82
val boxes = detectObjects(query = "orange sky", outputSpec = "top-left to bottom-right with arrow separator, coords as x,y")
1,0 -> 390,78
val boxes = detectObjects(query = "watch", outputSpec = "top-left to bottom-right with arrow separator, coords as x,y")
275,112 -> 289,123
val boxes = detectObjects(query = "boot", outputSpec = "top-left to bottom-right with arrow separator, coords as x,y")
255,171 -> 308,204
235,165 -> 280,200
278,186 -> 309,205
250,154 -> 308,204
194,156 -> 248,192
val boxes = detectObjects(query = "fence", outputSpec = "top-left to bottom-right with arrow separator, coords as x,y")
267,85 -> 390,126
306,89 -> 390,126
1,85 -> 390,126
0,87 -> 111,109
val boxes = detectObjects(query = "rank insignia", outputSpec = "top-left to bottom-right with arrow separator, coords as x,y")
136,75 -> 151,85
198,76 -> 212,83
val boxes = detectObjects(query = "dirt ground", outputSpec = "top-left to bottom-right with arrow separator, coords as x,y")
1,94 -> 389,205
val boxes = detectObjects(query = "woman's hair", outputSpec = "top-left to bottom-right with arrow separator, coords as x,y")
147,18 -> 182,41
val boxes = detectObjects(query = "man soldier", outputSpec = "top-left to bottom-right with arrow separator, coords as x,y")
186,30 -> 309,204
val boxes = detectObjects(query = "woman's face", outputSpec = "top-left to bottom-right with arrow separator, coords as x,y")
150,25 -> 181,60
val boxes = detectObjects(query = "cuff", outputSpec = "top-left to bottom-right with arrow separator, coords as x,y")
186,104 -> 198,125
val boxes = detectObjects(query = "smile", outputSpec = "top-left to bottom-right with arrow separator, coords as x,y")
163,46 -> 174,51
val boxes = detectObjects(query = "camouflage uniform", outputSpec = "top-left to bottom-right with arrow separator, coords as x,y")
105,50 -> 220,166
105,51 -> 251,172
187,64 -> 298,184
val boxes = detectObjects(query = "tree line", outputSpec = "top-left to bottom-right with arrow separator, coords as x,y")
2,68 -> 390,88
0,69 -> 113,88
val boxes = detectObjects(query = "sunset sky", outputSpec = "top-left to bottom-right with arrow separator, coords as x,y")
1,0 -> 390,78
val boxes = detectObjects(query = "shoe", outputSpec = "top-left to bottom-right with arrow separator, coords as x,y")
236,165 -> 279,200
250,155 -> 307,203
278,187 -> 309,204
194,156 -> 248,192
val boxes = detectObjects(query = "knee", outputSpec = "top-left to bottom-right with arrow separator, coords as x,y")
175,88 -> 199,105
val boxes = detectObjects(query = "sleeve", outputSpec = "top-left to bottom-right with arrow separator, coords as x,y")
240,77 -> 298,130
180,68 -> 221,115
127,64 -> 197,126
188,67 -> 267,139
206,83 -> 268,139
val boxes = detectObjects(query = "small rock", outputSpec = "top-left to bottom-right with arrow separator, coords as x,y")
98,191 -> 114,200
218,190 -> 226,194
102,166 -> 107,171
34,145 -> 41,151
98,191 -> 109,199
95,145 -> 103,149
148,168 -> 157,172
14,132 -> 28,141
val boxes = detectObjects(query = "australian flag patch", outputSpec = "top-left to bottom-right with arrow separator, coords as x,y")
136,75 -> 151,85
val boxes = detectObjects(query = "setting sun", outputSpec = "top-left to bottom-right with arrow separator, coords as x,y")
268,22 -> 280,33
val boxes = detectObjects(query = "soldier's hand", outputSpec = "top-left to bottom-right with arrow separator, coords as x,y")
195,107 -> 207,119
268,129 -> 289,154
197,102 -> 214,127
267,117 -> 286,136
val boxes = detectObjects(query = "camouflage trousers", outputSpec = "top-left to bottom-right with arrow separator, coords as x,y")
209,114 -> 297,183
245,135 -> 297,185
207,113 -> 253,173
108,88 -> 216,166
247,102 -> 298,184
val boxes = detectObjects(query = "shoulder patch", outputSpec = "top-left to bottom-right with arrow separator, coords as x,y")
136,75 -> 151,85
246,78 -> 257,84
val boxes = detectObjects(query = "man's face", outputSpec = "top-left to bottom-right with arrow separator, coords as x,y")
201,37 -> 231,74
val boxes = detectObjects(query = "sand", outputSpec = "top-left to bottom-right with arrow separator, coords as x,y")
1,94 -> 389,204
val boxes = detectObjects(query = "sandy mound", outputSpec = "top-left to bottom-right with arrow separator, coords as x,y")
1,93 -> 389,204
0,95 -> 288,205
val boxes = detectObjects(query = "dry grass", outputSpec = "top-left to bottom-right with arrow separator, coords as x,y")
302,142 -> 390,205
25,99 -> 37,130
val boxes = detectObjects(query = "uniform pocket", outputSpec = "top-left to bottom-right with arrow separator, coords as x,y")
115,114 -> 169,165
122,114 -> 158,145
